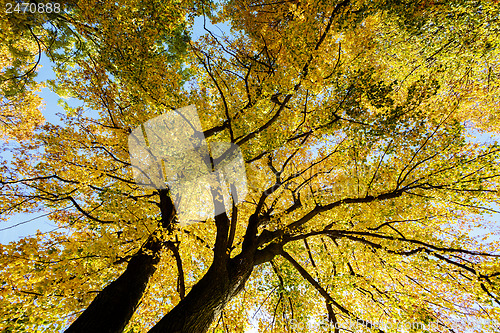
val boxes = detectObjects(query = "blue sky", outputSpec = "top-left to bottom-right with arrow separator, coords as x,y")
1,52 -> 65,244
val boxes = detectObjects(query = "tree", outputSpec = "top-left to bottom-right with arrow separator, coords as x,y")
1,0 -> 500,332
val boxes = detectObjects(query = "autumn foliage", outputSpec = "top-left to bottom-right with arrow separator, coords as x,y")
1,0 -> 500,332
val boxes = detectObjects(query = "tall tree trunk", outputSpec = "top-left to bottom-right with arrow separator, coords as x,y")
147,254 -> 255,333
146,211 -> 282,333
65,190 -> 175,333
65,239 -> 162,333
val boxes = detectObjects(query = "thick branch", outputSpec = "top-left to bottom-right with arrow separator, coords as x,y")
258,189 -> 405,246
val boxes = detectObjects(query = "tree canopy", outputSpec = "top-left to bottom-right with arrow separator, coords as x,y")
1,0 -> 500,332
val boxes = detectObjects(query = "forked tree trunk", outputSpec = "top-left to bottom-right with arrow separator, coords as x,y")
64,190 -> 267,333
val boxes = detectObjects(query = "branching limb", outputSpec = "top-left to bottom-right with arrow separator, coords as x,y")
280,250 -> 384,333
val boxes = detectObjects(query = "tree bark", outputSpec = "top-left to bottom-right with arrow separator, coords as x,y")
147,254 -> 255,333
65,190 -> 175,333
65,238 -> 162,333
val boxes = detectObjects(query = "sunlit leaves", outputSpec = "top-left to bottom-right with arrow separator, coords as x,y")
1,0 -> 500,332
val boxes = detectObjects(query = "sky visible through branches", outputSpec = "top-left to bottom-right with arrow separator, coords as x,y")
2,15 -> 499,248
1,3 -> 500,332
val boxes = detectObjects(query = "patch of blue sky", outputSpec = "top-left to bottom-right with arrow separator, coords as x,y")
0,52 -> 82,244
